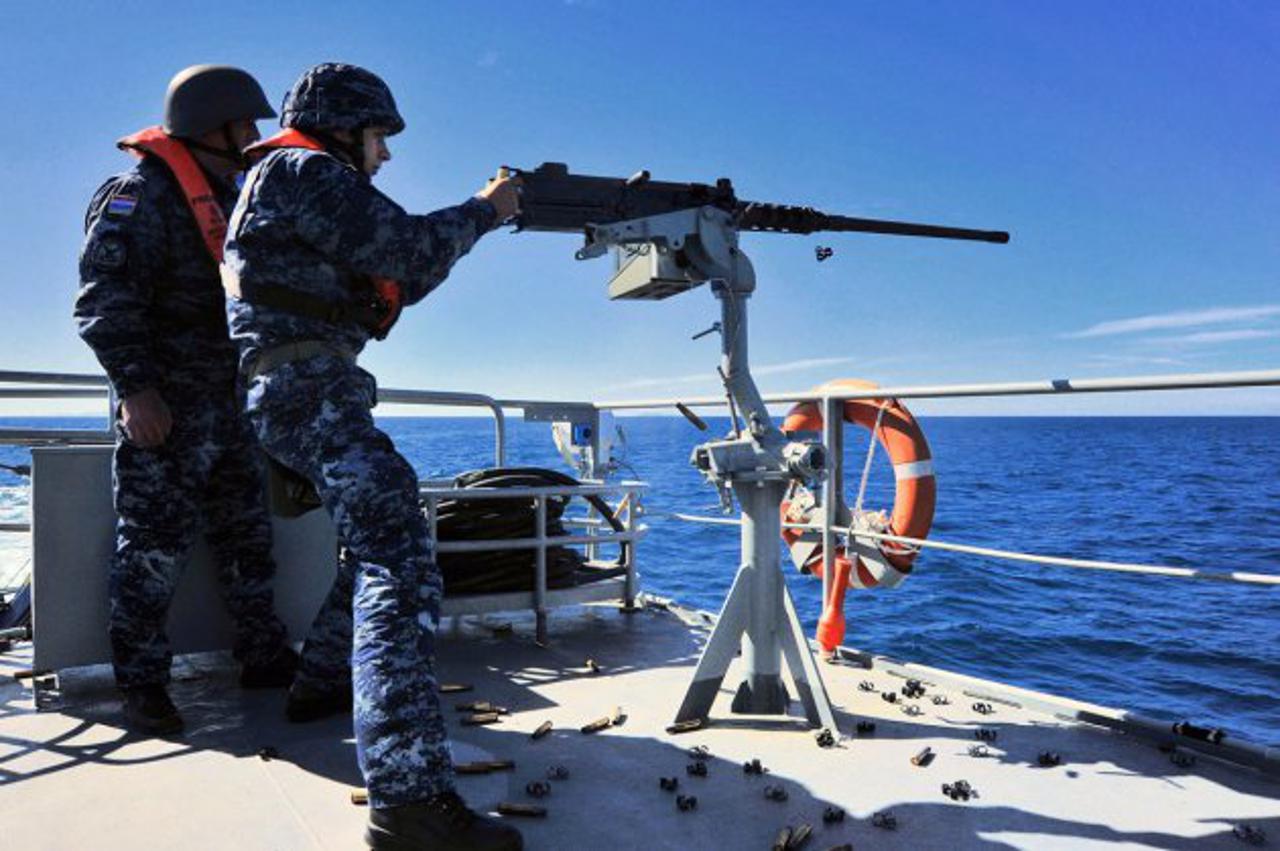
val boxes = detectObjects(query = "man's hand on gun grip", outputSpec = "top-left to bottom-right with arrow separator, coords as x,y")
476,167 -> 522,224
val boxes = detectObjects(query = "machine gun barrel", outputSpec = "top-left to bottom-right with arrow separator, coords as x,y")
735,203 -> 1010,244
509,162 -> 1009,245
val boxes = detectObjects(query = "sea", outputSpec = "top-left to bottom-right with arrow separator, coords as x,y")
2,415 -> 1277,746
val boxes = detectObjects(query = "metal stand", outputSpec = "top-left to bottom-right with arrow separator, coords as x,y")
673,281 -> 836,729
568,204 -> 837,730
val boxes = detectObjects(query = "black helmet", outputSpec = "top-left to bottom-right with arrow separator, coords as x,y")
280,63 -> 405,135
163,65 -> 276,138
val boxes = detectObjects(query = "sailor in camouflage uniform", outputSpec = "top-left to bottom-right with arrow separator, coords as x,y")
223,63 -> 522,851
74,66 -> 298,735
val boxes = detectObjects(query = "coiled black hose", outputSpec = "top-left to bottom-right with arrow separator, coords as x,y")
436,467 -> 628,595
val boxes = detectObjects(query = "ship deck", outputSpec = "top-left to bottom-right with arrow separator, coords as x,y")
2,600 -> 1277,850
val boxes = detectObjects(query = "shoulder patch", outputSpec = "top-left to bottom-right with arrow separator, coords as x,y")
107,194 -> 138,217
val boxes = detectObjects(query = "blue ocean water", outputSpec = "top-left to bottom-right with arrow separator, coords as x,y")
2,415 -> 1277,745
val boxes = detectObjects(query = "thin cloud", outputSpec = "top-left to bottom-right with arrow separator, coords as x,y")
1063,305 -> 1280,339
1083,353 -> 1188,366
613,355 -> 864,390
1145,329 -> 1278,346
476,50 -> 499,68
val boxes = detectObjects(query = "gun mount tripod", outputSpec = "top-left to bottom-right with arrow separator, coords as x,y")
576,206 -> 838,729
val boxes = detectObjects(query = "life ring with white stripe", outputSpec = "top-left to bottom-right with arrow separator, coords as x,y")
779,379 -> 936,653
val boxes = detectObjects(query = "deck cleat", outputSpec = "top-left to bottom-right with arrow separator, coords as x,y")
967,744 -> 992,758
932,695 -> 951,706
687,744 -> 710,761
974,727 -> 998,741
743,758 -> 767,775
546,765 -> 570,780
256,746 -> 279,761
763,784 -> 789,802
902,679 -> 926,699
858,681 -> 877,693
815,727 -> 836,748
871,810 -> 898,830
1233,823 -> 1267,846
659,776 -> 679,792
942,780 -> 979,801
525,780 -> 551,798
675,794 -> 698,812
972,702 -> 994,715
901,704 -> 923,717
855,721 -> 877,736
686,761 -> 708,777
881,691 -> 898,704
1037,751 -> 1062,767
584,658 -> 602,674
822,805 -> 846,824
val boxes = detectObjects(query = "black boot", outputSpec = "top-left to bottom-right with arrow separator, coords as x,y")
285,680 -> 353,723
365,791 -> 523,851
121,685 -> 184,735
240,646 -> 300,689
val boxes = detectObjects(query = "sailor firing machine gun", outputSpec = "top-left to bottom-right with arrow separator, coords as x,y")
507,162 -> 1009,732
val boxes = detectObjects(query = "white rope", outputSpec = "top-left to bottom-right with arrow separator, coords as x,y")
662,512 -> 1280,588
850,400 -> 887,517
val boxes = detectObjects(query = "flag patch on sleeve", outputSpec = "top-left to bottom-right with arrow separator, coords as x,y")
107,194 -> 138,217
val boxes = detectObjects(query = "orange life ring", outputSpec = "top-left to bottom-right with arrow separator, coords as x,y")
779,379 -> 936,653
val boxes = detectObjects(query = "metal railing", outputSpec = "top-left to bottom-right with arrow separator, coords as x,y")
422,481 -> 646,644
0,370 -> 113,444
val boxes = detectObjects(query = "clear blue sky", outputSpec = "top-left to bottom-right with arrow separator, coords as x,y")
1,1 -> 1276,415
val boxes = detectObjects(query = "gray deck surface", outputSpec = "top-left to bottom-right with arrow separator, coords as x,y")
2,601 -> 1277,850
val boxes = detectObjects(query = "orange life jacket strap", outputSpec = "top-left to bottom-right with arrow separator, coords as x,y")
236,129 -> 404,339
244,128 -> 326,161
118,126 -> 227,263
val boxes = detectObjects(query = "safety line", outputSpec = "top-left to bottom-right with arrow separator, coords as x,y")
664,512 -> 1280,587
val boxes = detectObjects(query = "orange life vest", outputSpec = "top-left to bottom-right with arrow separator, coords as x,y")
242,129 -> 403,338
118,126 -> 228,262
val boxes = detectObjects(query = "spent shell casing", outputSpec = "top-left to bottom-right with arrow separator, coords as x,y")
440,683 -> 473,694
350,789 -> 368,806
497,803 -> 547,818
462,712 -> 501,726
580,716 -> 611,734
911,747 -> 934,767
788,823 -> 812,848
531,720 -> 553,740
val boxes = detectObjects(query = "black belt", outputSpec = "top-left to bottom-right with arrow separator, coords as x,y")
245,340 -> 355,380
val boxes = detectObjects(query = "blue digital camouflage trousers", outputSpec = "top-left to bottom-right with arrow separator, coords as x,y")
109,387 -> 287,688
246,354 -> 453,807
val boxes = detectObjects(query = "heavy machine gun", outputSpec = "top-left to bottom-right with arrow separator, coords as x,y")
507,160 -> 1008,733
509,161 -> 1008,242
507,161 -> 1008,299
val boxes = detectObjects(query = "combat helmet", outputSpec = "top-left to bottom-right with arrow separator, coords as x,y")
280,63 -> 405,135
163,65 -> 276,138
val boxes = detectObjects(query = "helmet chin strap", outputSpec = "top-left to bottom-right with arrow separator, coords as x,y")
309,128 -> 368,175
179,124 -> 248,169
